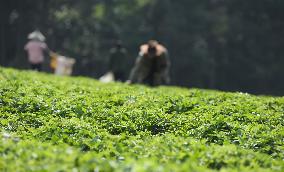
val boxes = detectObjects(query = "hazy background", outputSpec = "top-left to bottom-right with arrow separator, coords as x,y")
1,0 -> 284,95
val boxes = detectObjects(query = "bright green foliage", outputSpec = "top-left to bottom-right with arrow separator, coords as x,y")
0,67 -> 283,171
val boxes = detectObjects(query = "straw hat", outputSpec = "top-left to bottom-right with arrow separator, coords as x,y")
28,30 -> 45,41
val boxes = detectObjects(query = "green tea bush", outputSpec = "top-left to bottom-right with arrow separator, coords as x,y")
0,67 -> 283,171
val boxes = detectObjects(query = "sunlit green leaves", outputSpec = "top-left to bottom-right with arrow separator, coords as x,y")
0,67 -> 283,171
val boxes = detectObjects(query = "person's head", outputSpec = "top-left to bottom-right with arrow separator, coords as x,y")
114,40 -> 122,49
147,40 -> 158,57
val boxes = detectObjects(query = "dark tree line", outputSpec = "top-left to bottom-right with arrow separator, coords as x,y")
1,0 -> 284,95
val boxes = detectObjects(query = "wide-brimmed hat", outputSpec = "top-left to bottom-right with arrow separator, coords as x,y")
28,30 -> 45,41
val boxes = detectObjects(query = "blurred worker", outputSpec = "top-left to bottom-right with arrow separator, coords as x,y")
24,30 -> 48,71
128,40 -> 170,86
108,40 -> 129,81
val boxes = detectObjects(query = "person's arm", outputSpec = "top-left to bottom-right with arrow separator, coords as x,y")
155,52 -> 171,84
42,42 -> 50,53
128,54 -> 146,83
155,51 -> 170,73
46,46 -> 51,54
24,42 -> 30,51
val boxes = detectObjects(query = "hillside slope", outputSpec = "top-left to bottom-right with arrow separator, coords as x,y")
0,67 -> 283,171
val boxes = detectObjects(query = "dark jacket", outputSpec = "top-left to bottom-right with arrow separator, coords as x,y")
129,44 -> 170,86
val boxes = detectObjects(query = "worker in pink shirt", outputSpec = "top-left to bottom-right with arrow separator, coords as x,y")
24,30 -> 49,71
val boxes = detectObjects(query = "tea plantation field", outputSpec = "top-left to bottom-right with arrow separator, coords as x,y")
0,67 -> 283,172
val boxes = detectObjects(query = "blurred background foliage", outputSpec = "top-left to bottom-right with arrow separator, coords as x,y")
1,0 -> 284,95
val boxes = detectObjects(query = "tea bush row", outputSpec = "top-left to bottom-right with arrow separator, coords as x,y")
0,67 -> 283,171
